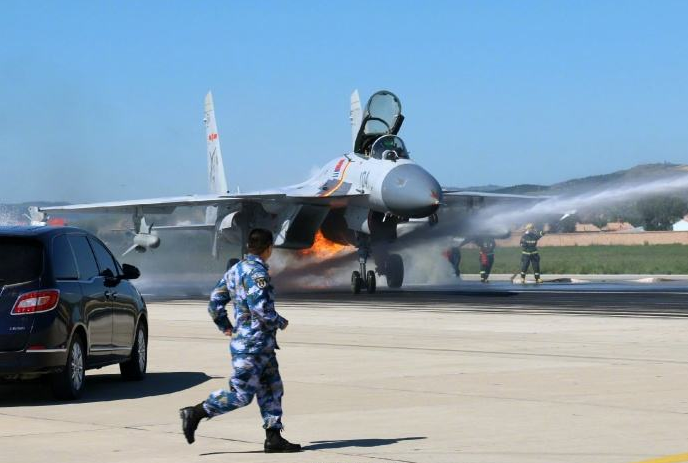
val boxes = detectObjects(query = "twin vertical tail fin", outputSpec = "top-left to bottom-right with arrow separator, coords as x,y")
204,91 -> 228,233
204,91 -> 229,195
350,89 -> 362,151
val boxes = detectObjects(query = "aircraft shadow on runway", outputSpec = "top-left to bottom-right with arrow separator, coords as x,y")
0,371 -> 216,406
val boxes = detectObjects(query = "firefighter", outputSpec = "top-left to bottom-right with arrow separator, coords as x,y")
443,238 -> 464,278
520,224 -> 545,284
477,237 -> 496,283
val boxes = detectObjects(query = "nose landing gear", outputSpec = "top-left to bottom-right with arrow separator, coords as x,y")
351,233 -> 405,294
351,251 -> 405,294
351,266 -> 376,294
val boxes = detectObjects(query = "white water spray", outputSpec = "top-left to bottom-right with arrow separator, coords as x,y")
477,172 -> 688,231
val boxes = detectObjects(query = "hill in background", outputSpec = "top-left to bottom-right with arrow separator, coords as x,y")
492,163 -> 688,196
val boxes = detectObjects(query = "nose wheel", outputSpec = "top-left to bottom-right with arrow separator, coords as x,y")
351,269 -> 376,294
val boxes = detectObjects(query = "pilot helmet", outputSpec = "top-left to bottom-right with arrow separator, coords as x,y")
382,136 -> 396,148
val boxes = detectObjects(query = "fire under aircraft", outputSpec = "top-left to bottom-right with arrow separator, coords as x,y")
32,90 -> 541,293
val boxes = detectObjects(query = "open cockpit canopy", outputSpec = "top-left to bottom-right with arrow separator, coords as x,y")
353,90 -> 404,155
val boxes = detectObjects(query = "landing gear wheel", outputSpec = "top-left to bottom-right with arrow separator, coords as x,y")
386,254 -> 404,289
366,270 -> 376,294
120,323 -> 147,381
51,334 -> 86,400
351,271 -> 362,294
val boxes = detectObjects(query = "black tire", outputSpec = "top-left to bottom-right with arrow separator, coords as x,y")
351,271 -> 362,294
366,270 -> 376,294
51,334 -> 86,400
386,254 -> 404,289
120,323 -> 147,381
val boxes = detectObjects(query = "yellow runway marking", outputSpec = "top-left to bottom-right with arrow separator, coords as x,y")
630,453 -> 688,463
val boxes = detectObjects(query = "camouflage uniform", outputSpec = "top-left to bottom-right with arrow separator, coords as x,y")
203,255 -> 288,430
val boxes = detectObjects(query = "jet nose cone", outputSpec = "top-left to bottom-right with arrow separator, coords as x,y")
381,164 -> 443,218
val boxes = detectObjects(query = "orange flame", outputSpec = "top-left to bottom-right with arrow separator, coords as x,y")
299,230 -> 350,259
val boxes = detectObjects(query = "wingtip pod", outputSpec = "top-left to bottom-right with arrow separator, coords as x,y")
27,206 -> 47,226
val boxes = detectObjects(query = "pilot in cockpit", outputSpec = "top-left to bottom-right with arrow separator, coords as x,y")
370,135 -> 409,161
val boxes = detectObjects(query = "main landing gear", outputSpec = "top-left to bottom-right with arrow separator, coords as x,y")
382,254 -> 404,289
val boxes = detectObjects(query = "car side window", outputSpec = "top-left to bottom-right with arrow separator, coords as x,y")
52,235 -> 79,280
88,237 -> 119,278
67,235 -> 99,280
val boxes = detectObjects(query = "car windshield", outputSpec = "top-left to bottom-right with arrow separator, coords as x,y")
0,237 -> 43,285
370,135 -> 409,160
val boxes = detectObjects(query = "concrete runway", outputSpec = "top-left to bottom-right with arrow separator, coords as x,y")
2,283 -> 688,463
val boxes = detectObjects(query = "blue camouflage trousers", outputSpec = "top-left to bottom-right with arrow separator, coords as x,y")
203,353 -> 284,429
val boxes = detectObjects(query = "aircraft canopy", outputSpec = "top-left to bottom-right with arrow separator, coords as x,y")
354,90 -> 404,154
370,135 -> 410,161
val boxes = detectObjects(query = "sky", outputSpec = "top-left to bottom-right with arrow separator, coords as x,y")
1,1 -> 687,203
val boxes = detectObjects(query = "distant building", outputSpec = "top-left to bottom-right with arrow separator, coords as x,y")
601,222 -> 634,232
575,223 -> 601,232
673,216 -> 688,231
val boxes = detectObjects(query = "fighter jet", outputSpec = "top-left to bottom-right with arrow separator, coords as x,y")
32,90 -> 541,293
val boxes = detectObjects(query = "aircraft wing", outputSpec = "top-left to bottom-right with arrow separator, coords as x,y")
37,192 -> 366,215
441,189 -> 549,207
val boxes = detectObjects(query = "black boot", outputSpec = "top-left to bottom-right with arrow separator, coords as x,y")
179,402 -> 208,444
264,428 -> 302,453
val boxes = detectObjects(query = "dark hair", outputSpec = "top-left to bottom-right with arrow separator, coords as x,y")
247,228 -> 274,255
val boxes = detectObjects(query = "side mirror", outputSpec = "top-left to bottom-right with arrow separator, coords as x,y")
121,263 -> 141,280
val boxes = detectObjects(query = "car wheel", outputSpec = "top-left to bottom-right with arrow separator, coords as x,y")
51,335 -> 86,400
120,323 -> 147,381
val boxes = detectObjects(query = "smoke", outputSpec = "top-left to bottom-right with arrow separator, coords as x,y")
269,248 -> 357,290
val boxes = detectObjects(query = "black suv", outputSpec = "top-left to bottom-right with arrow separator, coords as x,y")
0,226 -> 148,399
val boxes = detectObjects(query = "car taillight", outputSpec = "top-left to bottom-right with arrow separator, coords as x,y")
11,290 -> 60,315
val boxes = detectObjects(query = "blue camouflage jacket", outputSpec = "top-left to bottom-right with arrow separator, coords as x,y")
207,254 -> 288,354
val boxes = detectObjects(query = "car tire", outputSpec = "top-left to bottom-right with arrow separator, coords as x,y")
120,323 -> 147,381
51,334 -> 86,400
